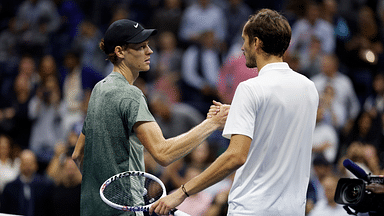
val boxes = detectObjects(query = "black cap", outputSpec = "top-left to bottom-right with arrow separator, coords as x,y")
103,19 -> 157,54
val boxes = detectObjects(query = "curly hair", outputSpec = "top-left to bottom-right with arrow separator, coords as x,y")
244,9 -> 291,57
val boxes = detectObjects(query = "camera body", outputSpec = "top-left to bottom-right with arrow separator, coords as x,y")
334,175 -> 384,215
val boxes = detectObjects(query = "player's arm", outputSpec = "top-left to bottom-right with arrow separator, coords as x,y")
134,105 -> 228,167
150,134 -> 251,215
72,132 -> 85,173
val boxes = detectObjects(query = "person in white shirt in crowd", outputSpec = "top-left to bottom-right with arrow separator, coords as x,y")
311,54 -> 360,132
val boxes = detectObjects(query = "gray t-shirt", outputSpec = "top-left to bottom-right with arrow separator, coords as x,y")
80,72 -> 155,216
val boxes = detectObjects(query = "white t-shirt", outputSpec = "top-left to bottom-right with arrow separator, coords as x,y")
223,62 -> 319,216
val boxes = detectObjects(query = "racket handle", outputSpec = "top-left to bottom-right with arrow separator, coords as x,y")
170,209 -> 191,216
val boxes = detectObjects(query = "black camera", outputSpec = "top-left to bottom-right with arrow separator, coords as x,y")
334,159 -> 384,215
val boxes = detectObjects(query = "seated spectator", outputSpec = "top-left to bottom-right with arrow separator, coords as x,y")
178,0 -> 227,48
308,154 -> 332,207
0,134 -> 20,193
288,1 -> 335,58
311,54 -> 360,132
308,174 -> 350,216
180,30 -> 221,114
0,149 -> 54,216
148,91 -> 204,139
312,105 -> 339,164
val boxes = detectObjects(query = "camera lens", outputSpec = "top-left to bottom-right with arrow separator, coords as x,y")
342,183 -> 364,204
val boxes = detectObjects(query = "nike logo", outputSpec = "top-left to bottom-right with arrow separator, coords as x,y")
134,23 -> 139,28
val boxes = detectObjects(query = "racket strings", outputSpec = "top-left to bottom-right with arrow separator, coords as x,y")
102,175 -> 164,207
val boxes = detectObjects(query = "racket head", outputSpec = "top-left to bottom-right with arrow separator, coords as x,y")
100,171 -> 166,212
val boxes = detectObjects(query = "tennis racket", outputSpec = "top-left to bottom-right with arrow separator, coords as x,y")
100,171 -> 190,216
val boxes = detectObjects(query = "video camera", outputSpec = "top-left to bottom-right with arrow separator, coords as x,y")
334,159 -> 384,215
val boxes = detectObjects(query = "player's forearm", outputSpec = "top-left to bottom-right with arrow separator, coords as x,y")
159,118 -> 220,165
180,151 -> 242,196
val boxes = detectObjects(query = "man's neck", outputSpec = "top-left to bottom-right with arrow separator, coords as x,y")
114,64 -> 138,85
257,54 -> 284,71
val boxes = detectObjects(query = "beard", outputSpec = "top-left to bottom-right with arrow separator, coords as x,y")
245,54 -> 257,68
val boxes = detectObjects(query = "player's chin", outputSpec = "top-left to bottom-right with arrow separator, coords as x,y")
140,65 -> 151,72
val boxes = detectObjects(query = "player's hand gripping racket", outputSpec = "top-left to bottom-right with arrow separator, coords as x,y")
100,171 -> 190,216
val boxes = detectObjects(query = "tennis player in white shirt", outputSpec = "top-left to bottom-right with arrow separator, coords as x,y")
150,8 -> 319,216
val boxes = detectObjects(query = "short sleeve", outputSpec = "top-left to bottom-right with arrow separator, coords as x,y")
222,82 -> 260,140
136,95 -> 156,123
120,92 -> 155,131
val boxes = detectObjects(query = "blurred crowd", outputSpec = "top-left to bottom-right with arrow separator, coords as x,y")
0,0 -> 384,215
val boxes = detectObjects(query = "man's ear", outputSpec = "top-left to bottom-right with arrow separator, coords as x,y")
114,46 -> 125,58
254,37 -> 262,52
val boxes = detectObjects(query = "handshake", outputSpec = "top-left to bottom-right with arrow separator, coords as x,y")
206,100 -> 231,130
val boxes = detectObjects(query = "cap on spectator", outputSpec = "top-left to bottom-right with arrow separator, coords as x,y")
103,19 -> 157,54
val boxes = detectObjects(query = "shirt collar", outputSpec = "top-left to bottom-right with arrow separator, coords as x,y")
258,62 -> 290,76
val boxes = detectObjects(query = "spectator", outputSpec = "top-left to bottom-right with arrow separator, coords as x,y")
344,6 -> 383,104
0,17 -> 20,81
60,50 -> 86,137
180,30 -> 221,114
28,75 -> 65,170
151,0 -> 183,37
299,36 -> 324,78
178,0 -> 227,48
308,174 -> 350,216
51,156 -> 81,216
38,54 -> 58,85
71,20 -> 106,76
152,31 -> 183,103
148,91 -> 204,139
320,0 -> 351,64
50,0 -> 84,62
0,149 -> 54,216
313,105 -> 339,164
8,73 -> 33,149
364,72 -> 384,116
46,124 -> 81,184
311,54 -> 360,132
17,55 -> 40,92
308,154 -> 332,206
223,0 -> 252,48
287,1 -> 335,58
342,111 -> 382,156
217,50 -> 258,104
0,134 -> 20,193
15,0 -> 61,57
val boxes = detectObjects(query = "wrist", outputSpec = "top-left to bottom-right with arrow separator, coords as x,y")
180,184 -> 190,198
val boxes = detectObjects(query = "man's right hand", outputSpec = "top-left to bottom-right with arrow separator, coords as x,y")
207,100 -> 230,130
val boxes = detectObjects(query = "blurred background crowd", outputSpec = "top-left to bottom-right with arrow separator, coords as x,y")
0,0 -> 384,215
